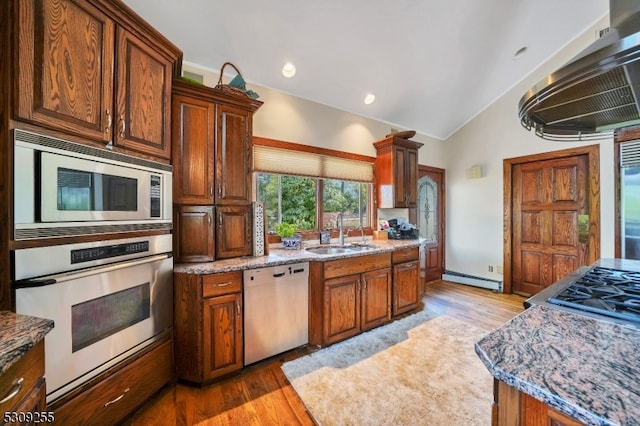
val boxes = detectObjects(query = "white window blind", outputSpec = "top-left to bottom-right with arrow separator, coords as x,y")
621,140 -> 640,168
253,145 -> 374,182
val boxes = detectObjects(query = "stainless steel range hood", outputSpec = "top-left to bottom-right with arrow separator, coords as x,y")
519,0 -> 640,141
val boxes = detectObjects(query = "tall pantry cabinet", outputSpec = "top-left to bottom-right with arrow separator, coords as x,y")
171,79 -> 262,262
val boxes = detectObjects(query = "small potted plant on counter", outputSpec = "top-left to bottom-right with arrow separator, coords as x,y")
277,222 -> 302,249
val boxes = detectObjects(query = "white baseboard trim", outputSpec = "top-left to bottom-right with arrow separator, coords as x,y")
442,271 -> 502,291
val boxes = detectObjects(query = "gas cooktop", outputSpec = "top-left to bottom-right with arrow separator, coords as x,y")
547,266 -> 640,325
524,259 -> 640,327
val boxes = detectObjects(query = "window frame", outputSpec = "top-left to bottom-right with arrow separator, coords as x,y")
253,137 -> 376,241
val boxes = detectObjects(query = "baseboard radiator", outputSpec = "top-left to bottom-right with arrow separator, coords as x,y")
441,270 -> 503,291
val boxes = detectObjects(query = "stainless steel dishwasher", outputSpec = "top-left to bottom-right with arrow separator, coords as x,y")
243,262 -> 309,365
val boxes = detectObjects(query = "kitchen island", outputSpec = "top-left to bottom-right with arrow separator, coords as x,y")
0,312 -> 53,418
475,304 -> 640,425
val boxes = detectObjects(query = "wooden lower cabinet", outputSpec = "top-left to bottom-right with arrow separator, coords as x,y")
310,253 -> 392,346
392,247 -> 421,316
174,271 -> 243,384
493,379 -> 585,426
49,334 -> 173,426
0,340 -> 46,422
361,269 -> 393,330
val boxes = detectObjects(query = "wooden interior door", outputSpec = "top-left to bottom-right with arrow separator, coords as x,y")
512,155 -> 589,296
418,166 -> 445,284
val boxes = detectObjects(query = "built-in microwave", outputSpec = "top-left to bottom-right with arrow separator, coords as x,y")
13,129 -> 172,240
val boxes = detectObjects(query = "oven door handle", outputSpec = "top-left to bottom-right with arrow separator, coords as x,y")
13,253 -> 171,289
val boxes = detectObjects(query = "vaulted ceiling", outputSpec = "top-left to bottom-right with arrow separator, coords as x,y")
123,0 -> 608,140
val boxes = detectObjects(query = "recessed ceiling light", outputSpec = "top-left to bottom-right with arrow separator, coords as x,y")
514,46 -> 527,59
282,62 -> 296,78
364,93 -> 376,105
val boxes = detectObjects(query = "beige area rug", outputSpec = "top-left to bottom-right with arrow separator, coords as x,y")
281,310 -> 493,426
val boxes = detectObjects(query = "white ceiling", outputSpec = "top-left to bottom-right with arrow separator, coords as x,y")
122,0 -> 609,140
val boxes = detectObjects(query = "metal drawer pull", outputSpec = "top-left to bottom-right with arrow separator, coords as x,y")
216,281 -> 232,287
104,388 -> 130,408
0,378 -> 23,404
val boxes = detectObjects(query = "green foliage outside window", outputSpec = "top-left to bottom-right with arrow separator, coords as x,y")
256,173 -> 369,233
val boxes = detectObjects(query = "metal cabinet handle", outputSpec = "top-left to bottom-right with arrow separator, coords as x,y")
0,378 -> 23,404
236,301 -> 241,317
119,114 -> 126,137
105,109 -> 112,133
216,281 -> 232,287
104,387 -> 130,408
208,213 -> 212,226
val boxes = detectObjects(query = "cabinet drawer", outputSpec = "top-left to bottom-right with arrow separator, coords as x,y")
202,271 -> 242,298
0,340 -> 44,414
323,253 -> 391,280
51,337 -> 172,426
392,247 -> 419,263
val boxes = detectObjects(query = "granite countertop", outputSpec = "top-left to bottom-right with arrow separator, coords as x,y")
0,311 -> 54,375
475,304 -> 640,426
174,238 -> 424,274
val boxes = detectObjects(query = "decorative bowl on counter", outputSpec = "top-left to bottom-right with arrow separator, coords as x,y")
281,234 -> 302,250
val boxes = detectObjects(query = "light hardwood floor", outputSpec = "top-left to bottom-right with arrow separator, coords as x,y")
125,280 -> 526,426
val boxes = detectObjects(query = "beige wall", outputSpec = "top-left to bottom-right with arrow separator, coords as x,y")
182,61 -> 446,164
184,15 -> 616,283
443,15 -> 614,281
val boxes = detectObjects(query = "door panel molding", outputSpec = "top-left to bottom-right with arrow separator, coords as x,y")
418,165 -> 445,285
503,145 -> 600,294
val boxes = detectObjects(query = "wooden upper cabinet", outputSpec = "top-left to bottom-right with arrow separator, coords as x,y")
17,0 -> 115,141
172,92 -> 215,204
114,28 -> 173,159
216,104 -> 252,205
15,0 -> 181,160
374,136 -> 423,208
216,205 -> 253,259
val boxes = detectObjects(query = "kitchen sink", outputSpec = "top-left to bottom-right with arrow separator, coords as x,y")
306,247 -> 354,255
305,244 -> 378,255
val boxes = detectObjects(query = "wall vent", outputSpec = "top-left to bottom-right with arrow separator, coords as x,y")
596,26 -> 610,39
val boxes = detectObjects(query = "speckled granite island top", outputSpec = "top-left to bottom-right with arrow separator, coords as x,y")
174,239 -> 424,274
0,311 -> 53,375
475,304 -> 640,426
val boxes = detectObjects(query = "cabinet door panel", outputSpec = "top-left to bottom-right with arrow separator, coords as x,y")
393,261 -> 420,316
202,294 -> 243,380
172,94 -> 215,204
17,0 -> 115,141
216,205 -> 252,259
361,268 -> 391,330
324,274 -> 360,344
406,148 -> 419,207
393,146 -> 407,207
216,104 -> 251,204
173,206 -> 214,262
115,28 -> 172,159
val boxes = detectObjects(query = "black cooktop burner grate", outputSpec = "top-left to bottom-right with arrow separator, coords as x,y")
548,266 -> 640,324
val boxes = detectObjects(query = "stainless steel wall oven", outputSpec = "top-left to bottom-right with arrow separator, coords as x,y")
13,234 -> 173,404
13,129 -> 172,240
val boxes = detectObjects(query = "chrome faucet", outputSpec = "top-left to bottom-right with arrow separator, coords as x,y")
337,213 -> 345,246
